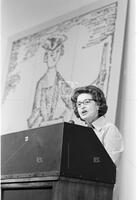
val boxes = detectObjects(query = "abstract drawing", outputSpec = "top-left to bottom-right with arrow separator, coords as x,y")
2,0 -> 127,133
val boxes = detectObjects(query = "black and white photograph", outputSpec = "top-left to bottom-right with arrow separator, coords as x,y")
1,0 -> 136,199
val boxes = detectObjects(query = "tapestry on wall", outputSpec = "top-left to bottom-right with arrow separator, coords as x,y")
2,0 -> 128,133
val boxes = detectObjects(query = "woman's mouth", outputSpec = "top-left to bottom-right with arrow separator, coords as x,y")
81,110 -> 88,116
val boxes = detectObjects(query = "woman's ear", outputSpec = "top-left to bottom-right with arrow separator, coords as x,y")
96,103 -> 100,111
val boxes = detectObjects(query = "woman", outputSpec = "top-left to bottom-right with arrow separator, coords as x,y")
27,34 -> 72,128
71,85 -> 124,164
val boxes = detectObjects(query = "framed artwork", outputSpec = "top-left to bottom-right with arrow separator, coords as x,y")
2,0 -> 128,133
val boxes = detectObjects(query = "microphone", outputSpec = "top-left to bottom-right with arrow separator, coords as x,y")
68,120 -> 75,124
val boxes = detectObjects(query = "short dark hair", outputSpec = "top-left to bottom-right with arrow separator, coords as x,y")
71,85 -> 108,120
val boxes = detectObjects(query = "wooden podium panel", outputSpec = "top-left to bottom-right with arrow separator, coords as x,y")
1,123 -> 64,179
3,188 -> 52,200
1,122 -> 116,200
1,122 -> 116,184
53,178 -> 113,200
1,178 -> 114,200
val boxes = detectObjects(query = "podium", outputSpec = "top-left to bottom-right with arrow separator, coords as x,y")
1,122 -> 116,200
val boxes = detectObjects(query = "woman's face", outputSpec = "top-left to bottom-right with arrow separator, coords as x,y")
45,46 -> 62,68
77,93 -> 99,123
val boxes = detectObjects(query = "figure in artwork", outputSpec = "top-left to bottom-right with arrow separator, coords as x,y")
27,34 -> 73,128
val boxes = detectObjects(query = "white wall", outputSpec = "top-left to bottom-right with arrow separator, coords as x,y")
115,0 -> 137,199
1,0 -> 137,199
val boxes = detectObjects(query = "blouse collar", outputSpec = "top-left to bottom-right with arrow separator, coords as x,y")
92,116 -> 107,131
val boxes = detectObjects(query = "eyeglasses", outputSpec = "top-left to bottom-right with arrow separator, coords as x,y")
76,99 -> 94,108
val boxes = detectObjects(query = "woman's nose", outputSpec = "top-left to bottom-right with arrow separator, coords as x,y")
80,104 -> 86,109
